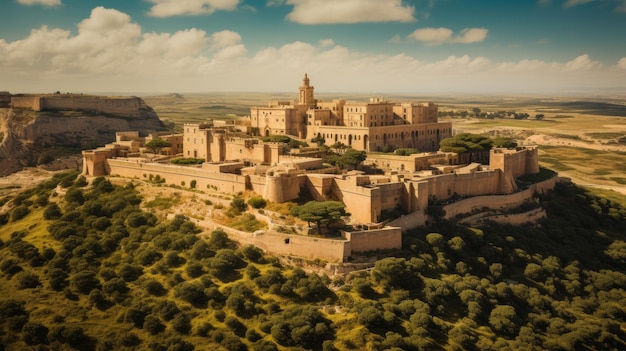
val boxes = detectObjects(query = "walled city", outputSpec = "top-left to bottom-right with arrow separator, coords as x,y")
76,75 -> 561,262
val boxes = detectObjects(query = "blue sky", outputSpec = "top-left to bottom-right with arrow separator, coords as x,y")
1,0 -> 625,94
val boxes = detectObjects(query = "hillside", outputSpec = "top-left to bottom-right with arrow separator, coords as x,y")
0,172 -> 625,350
0,101 -> 166,177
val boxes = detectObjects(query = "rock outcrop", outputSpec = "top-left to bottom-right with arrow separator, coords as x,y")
0,96 -> 166,177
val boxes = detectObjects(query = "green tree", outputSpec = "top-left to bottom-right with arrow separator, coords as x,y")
71,270 -> 101,294
290,201 -> 350,234
145,138 -> 171,154
247,196 -> 267,209
439,133 -> 493,154
337,148 -> 366,169
489,305 -> 518,336
228,197 -> 247,216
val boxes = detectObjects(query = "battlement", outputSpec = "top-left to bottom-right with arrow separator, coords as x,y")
10,94 -> 149,116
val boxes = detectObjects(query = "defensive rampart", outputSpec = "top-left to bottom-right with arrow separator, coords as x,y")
106,159 -> 248,194
344,227 -> 402,252
10,95 -> 150,116
441,175 -> 559,220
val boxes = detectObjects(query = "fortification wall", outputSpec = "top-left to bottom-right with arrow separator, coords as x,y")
40,96 -> 144,115
10,96 -> 41,110
459,208 -> 546,226
490,147 -> 539,178
387,210 -> 429,230
331,176 -> 379,223
247,231 -> 350,262
442,176 -> 559,220
106,159 -> 247,194
10,95 -> 148,116
261,173 -> 303,203
345,227 -> 402,252
425,170 -> 503,200
303,175 -> 334,201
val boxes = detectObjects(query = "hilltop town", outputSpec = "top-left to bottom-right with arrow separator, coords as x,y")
79,75 -> 557,262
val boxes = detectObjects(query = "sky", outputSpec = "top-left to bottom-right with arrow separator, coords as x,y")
1,0 -> 626,95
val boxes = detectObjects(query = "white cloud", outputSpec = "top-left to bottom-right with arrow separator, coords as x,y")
564,54 -> 601,71
147,0 -> 239,17
408,27 -> 452,44
454,28 -> 488,44
0,7 -> 624,94
563,0 -> 594,8
538,0 -> 551,7
17,0 -> 61,6
286,0 -> 415,24
616,0 -> 626,12
408,27 -> 487,45
210,30 -> 242,49
319,39 -> 334,47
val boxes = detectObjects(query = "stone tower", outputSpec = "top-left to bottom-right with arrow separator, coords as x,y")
298,73 -> 315,108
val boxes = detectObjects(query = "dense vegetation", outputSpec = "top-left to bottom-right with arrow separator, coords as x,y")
1,172 -> 625,350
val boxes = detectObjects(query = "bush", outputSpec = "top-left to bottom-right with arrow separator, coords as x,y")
16,272 -> 41,289
22,322 -> 49,345
247,196 -> 267,209
43,202 -> 62,220
172,313 -> 192,334
175,282 -> 208,308
71,270 -> 101,294
145,279 -> 167,296
229,197 -> 247,215
143,315 -> 165,335
11,205 -> 30,222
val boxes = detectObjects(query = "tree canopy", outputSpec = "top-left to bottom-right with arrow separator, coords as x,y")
145,139 -> 171,154
439,133 -> 493,154
290,201 -> 350,234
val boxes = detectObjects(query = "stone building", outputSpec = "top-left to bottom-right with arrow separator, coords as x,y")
250,74 -> 453,152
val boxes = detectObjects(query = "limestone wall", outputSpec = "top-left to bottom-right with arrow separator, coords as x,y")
387,210 -> 429,230
246,231 -> 350,262
261,173 -> 303,203
10,96 -> 40,110
459,208 -> 546,226
41,96 -> 144,115
442,176 -> 559,220
344,227 -> 402,252
11,95 -> 149,115
106,159 -> 247,194
424,170 -> 503,200
331,176 -> 379,223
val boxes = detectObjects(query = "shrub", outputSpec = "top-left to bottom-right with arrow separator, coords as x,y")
71,270 -> 101,294
247,196 -> 267,209
143,315 -> 165,335
175,282 -> 208,308
16,272 -> 41,289
172,313 -> 192,334
43,203 -> 62,220
11,205 -> 30,222
145,279 -> 167,296
22,322 -> 49,345
229,197 -> 247,215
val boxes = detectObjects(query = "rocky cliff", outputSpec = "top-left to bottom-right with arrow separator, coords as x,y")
0,100 -> 166,176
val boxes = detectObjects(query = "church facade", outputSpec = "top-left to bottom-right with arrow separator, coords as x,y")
250,74 -> 452,152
